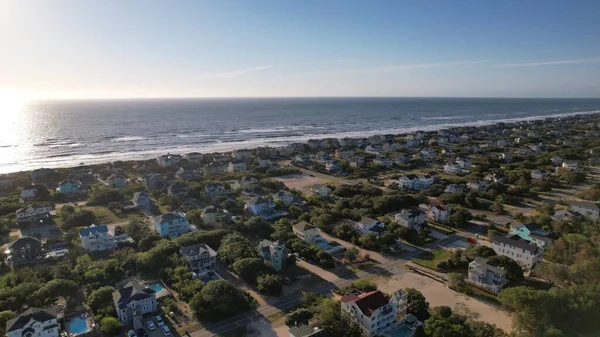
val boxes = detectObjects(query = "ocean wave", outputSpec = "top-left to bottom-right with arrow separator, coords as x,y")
112,136 -> 146,142
420,116 -> 465,121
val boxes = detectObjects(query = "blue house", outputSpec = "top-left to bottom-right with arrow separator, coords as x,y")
153,212 -> 191,238
58,180 -> 80,194
257,239 -> 286,271
509,223 -> 552,248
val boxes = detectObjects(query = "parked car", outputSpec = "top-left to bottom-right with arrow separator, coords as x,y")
155,315 -> 165,327
161,326 -> 171,336
127,330 -> 137,337
137,329 -> 147,337
146,321 -> 156,331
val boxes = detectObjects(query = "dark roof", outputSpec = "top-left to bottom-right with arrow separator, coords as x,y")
289,325 -> 324,337
112,280 -> 155,309
492,233 -> 540,253
340,290 -> 389,317
293,221 -> 316,232
180,243 -> 215,258
79,224 -> 109,236
404,174 -> 418,180
7,236 -> 42,249
155,212 -> 184,223
6,308 -> 57,332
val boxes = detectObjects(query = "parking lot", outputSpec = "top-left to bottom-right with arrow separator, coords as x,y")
140,315 -> 175,337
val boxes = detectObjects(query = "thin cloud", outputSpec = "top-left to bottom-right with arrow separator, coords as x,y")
200,65 -> 274,79
350,60 -> 489,74
495,58 -> 600,68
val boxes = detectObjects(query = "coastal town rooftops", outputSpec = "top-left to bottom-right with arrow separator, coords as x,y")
472,257 -> 506,276
340,290 -> 389,317
6,307 -> 58,333
112,280 -> 155,310
293,221 -> 317,232
16,203 -> 52,213
78,224 -> 109,236
6,236 -> 42,249
491,233 -> 540,254
155,212 -> 185,223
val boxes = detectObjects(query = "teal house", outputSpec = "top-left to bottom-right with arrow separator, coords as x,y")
257,239 -> 286,271
509,223 -> 552,248
58,180 -> 81,194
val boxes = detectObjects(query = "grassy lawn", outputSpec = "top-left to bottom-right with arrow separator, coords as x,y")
412,249 -> 453,270
266,311 -> 286,325
81,205 -> 144,224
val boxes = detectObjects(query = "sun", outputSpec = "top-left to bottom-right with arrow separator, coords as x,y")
0,91 -> 26,118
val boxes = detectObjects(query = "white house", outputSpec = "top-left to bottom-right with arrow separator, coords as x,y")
491,233 -> 543,270
79,224 -> 117,252
398,174 -> 420,190
107,174 -> 128,188
292,221 -> 323,244
569,199 -> 600,220
240,176 -> 259,192
467,257 -> 507,294
6,308 -> 60,337
456,157 -> 472,169
531,169 -> 550,180
153,212 -> 191,238
562,160 -> 579,170
325,160 -> 341,172
20,186 -> 37,202
443,163 -> 463,175
113,280 -> 157,325
395,209 -> 426,230
273,190 -> 294,206
15,204 -> 53,224
246,196 -> 276,216
156,153 -> 182,168
341,290 -> 410,337
426,201 -> 451,224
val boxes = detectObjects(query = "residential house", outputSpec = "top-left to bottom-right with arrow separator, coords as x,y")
15,204 -> 52,224
6,308 -> 60,337
257,158 -> 272,167
204,183 -> 229,199
273,190 -> 294,206
341,290 -> 409,337
500,152 -> 514,163
372,156 -> 392,168
307,139 -> 321,150
4,236 -> 44,265
203,162 -> 227,176
31,168 -> 55,182
335,149 -> 354,160
58,180 -> 80,195
562,160 -> 579,170
394,154 -> 410,165
365,145 -> 383,155
426,200 -> 451,224
167,182 -> 190,199
241,176 -> 259,192
228,161 -> 247,172
491,233 -> 543,269
153,212 -> 191,238
398,174 -> 420,190
551,209 -> 577,222
443,163 -> 463,175
293,154 -> 311,165
340,137 -> 358,149
132,192 -> 152,210
257,239 -> 287,271
468,180 -> 489,192
107,174 -> 128,188
156,153 -> 182,168
467,257 -> 507,294
395,209 -> 426,231
444,184 -> 464,193
456,157 -> 472,169
113,280 -> 157,325
202,205 -> 232,226
176,167 -> 201,181
569,200 -> 600,220
419,174 -> 435,189
184,152 -> 204,164
311,184 -> 332,197
550,156 -> 563,166
325,160 -> 341,172
419,148 -> 436,160
315,151 -> 331,161
79,224 -> 117,252
292,221 -> 322,244
289,323 -> 324,337
246,196 -> 279,219
354,217 -> 384,234
144,174 -> 166,191
350,157 -> 366,168
485,173 -> 505,184
531,169 -> 550,181
180,243 -> 217,274
232,149 -> 253,161
20,186 -> 37,202
509,223 -> 552,248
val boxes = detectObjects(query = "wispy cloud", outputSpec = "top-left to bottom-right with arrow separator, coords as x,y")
349,60 -> 489,74
494,58 -> 600,68
200,65 -> 274,79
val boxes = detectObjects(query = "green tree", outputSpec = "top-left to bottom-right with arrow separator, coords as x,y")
404,288 -> 430,319
217,233 -> 261,266
256,274 -> 283,295
87,286 -> 116,315
344,247 -> 360,262
0,310 -> 15,336
189,280 -> 255,321
284,308 -> 313,326
99,317 -> 122,336
232,258 -> 275,283
488,255 -> 524,285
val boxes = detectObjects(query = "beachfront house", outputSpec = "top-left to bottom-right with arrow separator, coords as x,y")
156,153 -> 182,168
227,161 -> 247,172
6,308 -> 60,337
15,204 -> 52,225
491,233 -> 543,270
341,290 -> 411,337
153,212 -> 191,238
20,185 -> 37,202
113,280 -> 157,326
180,243 -> 217,274
184,152 -> 204,164
58,180 -> 80,195
257,239 -> 287,271
395,209 -> 426,231
132,192 -> 152,210
509,223 -> 552,248
107,174 -> 128,188
467,257 -> 507,294
31,168 -> 55,182
292,221 -> 322,244
79,224 -> 117,252
273,190 -> 294,206
4,236 -> 44,266
202,205 -> 232,226
569,200 -> 600,220
232,149 -> 253,161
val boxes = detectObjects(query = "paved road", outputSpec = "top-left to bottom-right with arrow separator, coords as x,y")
190,234 -> 461,337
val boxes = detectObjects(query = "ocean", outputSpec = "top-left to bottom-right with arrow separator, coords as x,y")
2,97 -> 600,174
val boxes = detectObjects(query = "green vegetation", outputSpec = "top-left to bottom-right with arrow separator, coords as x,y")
413,249 -> 453,270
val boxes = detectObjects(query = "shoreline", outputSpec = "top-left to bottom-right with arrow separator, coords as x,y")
2,109 -> 600,175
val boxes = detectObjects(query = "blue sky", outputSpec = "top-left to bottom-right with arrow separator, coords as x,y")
1,0 -> 600,99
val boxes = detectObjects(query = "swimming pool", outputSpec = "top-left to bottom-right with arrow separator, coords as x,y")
149,282 -> 164,293
68,317 -> 89,335
388,326 -> 414,337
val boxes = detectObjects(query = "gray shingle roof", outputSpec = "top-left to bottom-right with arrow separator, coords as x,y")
6,308 -> 57,333
112,281 -> 155,310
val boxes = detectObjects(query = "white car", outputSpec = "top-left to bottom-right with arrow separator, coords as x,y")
161,326 -> 171,336
155,315 -> 164,327
127,330 -> 137,337
146,321 -> 156,331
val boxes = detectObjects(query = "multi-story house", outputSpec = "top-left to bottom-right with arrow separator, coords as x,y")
113,280 -> 157,326
176,167 -> 201,181
354,217 -> 386,235
325,160 -> 341,172
180,243 -> 217,274
246,196 -> 278,219
227,161 -> 247,172
202,205 -> 232,226
167,182 -> 190,199
372,156 -> 393,168
241,176 -> 259,192
156,153 -> 182,168
395,209 -> 426,231
341,290 -> 408,337
509,223 -> 552,248
530,169 -> 550,181
204,183 -> 229,199
426,201 -> 451,224
468,180 -> 489,192
467,257 -> 507,294
569,200 -> 600,220
203,162 -> 227,176
491,233 -> 543,269
58,180 -> 80,195
257,239 -> 286,271
292,221 -> 323,244
79,224 -> 117,252
153,212 -> 190,238
398,174 -> 434,191
232,149 -> 253,161
6,307 -> 60,337
5,236 -> 44,265
20,185 -> 38,202
443,163 -> 463,175
107,174 -> 128,188
456,157 -> 472,169
144,174 -> 166,191
15,204 -> 52,225
273,190 -> 294,206
132,192 -> 152,210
